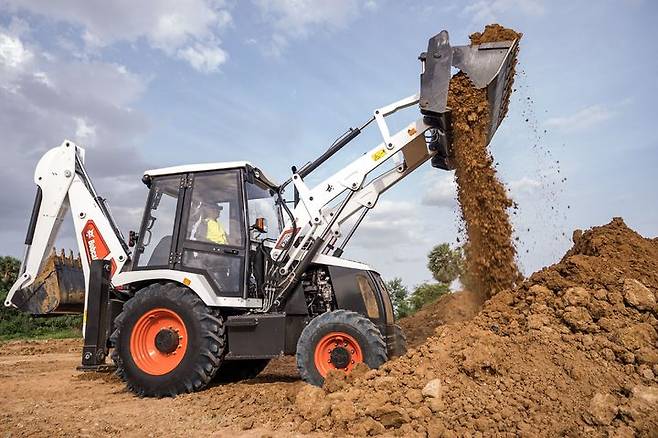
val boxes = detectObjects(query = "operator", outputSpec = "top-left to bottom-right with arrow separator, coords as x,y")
199,204 -> 228,245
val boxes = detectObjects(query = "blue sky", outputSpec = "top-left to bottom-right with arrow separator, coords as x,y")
1,0 -> 656,289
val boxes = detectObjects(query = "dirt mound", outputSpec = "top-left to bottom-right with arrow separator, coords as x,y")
399,290 -> 483,348
449,24 -> 523,300
291,218 -> 658,436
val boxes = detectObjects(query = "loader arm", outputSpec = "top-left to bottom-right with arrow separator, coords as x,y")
265,30 -> 518,310
5,140 -> 129,323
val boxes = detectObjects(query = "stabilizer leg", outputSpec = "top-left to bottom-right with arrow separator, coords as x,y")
78,259 -> 115,372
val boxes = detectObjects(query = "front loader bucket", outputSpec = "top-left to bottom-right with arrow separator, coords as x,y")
9,250 -> 85,315
419,30 -> 519,169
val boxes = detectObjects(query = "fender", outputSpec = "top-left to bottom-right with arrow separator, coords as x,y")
113,269 -> 263,308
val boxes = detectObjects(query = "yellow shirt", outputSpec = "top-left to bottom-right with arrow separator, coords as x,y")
206,219 -> 227,245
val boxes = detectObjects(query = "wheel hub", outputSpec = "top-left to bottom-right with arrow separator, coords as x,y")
313,332 -> 364,377
329,346 -> 351,369
130,308 -> 188,376
154,328 -> 180,354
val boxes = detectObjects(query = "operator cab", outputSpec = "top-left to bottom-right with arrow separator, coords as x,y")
131,161 -> 283,299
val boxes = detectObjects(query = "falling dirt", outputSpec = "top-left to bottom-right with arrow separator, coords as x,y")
449,24 -> 523,300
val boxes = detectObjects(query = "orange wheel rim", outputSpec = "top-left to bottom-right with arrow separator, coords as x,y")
313,332 -> 364,377
129,308 -> 188,376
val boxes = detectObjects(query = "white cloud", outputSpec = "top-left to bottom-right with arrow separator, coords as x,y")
350,199 -> 424,249
462,0 -> 545,24
364,0 -> 379,11
544,104 -> 616,132
74,117 -> 97,143
178,42 -> 228,73
252,0 -> 374,55
508,176 -> 540,195
0,26 -> 151,257
0,32 -> 33,68
2,0 -> 232,73
421,172 -> 457,208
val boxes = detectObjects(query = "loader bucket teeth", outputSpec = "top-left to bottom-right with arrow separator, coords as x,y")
419,30 -> 519,167
10,250 -> 85,315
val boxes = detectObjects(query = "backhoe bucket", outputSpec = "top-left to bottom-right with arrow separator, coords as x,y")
9,250 -> 85,315
419,30 -> 519,169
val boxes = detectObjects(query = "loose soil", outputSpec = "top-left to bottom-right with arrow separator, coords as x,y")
449,24 -> 523,299
400,290 -> 484,348
0,339 -> 306,437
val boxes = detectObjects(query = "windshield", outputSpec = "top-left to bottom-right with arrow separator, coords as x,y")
246,180 -> 283,241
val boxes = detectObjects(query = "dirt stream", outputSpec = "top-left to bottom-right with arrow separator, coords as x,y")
449,24 -> 523,300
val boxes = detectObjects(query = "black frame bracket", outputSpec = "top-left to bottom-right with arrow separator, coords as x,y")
78,259 -> 115,371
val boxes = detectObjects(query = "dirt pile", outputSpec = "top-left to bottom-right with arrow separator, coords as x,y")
399,290 -> 483,348
292,218 -> 658,436
448,24 -> 523,299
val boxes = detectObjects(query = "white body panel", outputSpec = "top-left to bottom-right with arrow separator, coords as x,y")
113,270 -> 264,308
311,254 -> 372,272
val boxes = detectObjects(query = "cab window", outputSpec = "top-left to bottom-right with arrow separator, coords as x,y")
245,180 -> 282,241
136,178 -> 179,267
186,171 -> 244,247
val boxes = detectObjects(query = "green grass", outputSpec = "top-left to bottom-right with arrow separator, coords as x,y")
0,313 -> 83,341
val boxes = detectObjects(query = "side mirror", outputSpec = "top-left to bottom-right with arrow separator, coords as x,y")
128,230 -> 139,247
253,217 -> 267,234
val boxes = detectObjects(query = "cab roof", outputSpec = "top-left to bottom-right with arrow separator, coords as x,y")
144,161 -> 278,188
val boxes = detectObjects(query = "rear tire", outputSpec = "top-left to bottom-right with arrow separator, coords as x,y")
110,283 -> 225,397
296,310 -> 387,387
213,359 -> 270,383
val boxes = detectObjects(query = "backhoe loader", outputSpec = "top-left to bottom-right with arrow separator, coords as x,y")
5,30 -> 518,396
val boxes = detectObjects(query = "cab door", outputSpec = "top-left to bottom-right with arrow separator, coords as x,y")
175,170 -> 248,298
132,176 -> 184,270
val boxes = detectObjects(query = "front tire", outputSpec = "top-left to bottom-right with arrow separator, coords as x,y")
296,310 -> 387,387
110,283 -> 225,397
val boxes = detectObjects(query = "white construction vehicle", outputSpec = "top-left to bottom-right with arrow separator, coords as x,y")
5,30 -> 518,396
